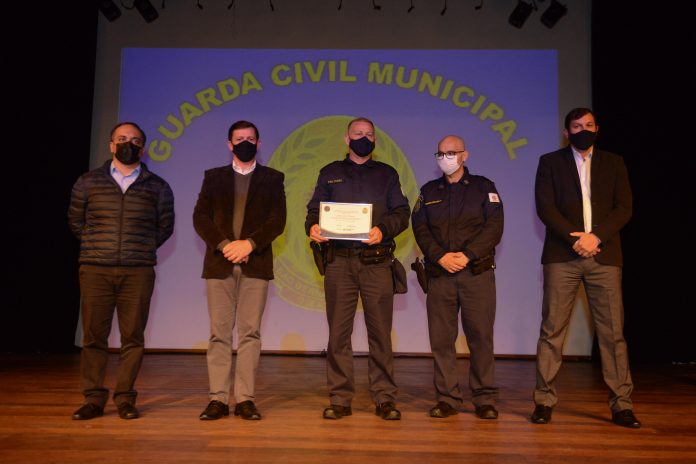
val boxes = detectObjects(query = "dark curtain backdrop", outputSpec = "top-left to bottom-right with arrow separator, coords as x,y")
3,2 -> 692,362
592,3 -> 692,362
4,3 -> 95,353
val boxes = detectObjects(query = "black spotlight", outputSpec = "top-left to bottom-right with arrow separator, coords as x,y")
540,0 -> 567,29
134,0 -> 159,23
97,0 -> 121,22
508,1 -> 533,29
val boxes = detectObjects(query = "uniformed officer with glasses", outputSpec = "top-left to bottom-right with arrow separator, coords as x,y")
411,135 -> 503,420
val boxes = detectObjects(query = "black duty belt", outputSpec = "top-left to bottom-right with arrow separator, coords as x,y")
334,247 -> 364,257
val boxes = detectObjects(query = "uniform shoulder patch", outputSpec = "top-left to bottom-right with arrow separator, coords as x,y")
413,194 -> 423,213
488,192 -> 500,203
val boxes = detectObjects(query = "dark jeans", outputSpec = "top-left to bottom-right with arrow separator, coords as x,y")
78,264 -> 155,407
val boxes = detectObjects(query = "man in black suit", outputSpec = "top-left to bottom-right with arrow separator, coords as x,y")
531,108 -> 640,428
193,120 -> 286,421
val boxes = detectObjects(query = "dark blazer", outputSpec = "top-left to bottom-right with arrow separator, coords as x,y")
535,146 -> 632,266
193,164 -> 286,280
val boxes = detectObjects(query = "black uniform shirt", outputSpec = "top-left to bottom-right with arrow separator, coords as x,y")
305,155 -> 410,248
411,167 -> 503,265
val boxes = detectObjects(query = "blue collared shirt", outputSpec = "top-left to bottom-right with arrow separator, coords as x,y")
110,161 -> 142,193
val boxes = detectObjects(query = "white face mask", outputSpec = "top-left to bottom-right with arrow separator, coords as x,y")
437,156 -> 462,176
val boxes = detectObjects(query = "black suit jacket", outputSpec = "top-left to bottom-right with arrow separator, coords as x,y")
535,146 -> 632,266
193,164 -> 286,280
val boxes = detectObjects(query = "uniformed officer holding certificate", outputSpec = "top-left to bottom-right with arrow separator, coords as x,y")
305,117 -> 410,421
319,202 -> 372,240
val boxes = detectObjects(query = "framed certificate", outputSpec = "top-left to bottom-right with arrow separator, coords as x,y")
319,202 -> 372,240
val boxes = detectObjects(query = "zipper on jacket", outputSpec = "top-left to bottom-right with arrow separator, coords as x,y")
118,190 -> 125,266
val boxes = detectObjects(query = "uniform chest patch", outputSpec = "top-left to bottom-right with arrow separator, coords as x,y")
327,178 -> 343,184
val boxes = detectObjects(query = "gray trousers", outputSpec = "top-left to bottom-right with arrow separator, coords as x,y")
79,264 -> 155,407
324,255 -> 397,406
427,268 -> 498,408
206,265 -> 268,405
534,258 -> 634,412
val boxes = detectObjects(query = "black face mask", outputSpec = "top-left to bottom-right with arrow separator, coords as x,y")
114,141 -> 142,165
233,140 -> 257,162
349,136 -> 375,157
568,130 -> 598,151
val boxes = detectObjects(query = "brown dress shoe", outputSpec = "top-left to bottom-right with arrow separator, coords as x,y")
200,400 -> 229,420
429,401 -> 459,418
72,403 -> 104,420
375,401 -> 401,420
234,400 -> 261,420
475,404 -> 499,420
323,404 -> 352,419
117,403 -> 140,420
531,405 -> 552,424
612,409 -> 641,428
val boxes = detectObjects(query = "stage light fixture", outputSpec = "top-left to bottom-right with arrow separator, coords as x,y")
134,0 -> 159,23
508,1 -> 534,29
540,0 -> 567,28
97,0 -> 121,22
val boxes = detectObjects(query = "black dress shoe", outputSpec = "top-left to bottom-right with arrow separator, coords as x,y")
200,400 -> 229,420
117,403 -> 139,420
234,400 -> 261,420
72,403 -> 104,420
475,404 -> 499,420
323,404 -> 352,419
612,409 -> 641,428
429,401 -> 459,418
375,401 -> 401,420
531,405 -> 552,424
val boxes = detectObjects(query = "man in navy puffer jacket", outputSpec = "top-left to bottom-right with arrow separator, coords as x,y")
67,121 -> 174,420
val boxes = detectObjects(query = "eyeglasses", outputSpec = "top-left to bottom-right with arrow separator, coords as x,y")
434,151 -> 465,160
114,136 -> 144,147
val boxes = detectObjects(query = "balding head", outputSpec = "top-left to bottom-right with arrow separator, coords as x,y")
435,135 -> 469,180
438,135 -> 466,152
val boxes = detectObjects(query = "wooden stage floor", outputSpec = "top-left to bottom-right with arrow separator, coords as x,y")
0,353 -> 694,463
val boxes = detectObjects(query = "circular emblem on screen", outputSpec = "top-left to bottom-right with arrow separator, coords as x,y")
362,207 -> 368,214
324,205 -> 330,212
268,115 -> 418,312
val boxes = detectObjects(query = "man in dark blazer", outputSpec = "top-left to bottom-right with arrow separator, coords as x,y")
193,120 -> 286,421
531,108 -> 640,428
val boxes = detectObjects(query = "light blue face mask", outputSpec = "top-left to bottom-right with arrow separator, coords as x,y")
437,156 -> 462,175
